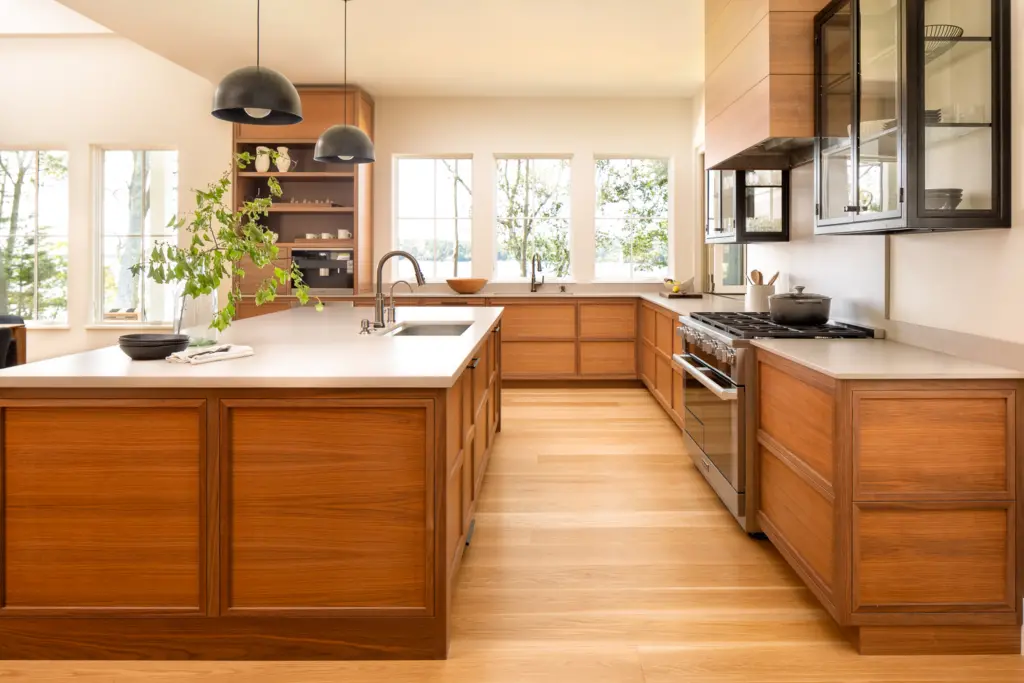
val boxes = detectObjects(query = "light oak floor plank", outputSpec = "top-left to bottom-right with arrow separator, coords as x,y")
1,388 -> 1021,681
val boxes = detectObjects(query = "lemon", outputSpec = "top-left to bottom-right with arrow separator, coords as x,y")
672,285 -> 680,293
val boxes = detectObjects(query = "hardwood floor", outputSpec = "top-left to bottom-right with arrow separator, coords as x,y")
2,388 -> 1022,681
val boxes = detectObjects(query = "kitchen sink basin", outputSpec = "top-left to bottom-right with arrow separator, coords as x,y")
387,322 -> 472,337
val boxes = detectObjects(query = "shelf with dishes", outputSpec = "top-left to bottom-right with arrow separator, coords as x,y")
238,171 -> 355,180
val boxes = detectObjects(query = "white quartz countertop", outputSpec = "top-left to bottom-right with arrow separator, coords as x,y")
0,305 -> 503,389
752,338 -> 1024,380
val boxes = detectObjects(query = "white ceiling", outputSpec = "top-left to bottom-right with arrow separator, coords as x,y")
54,0 -> 704,97
0,0 -> 109,34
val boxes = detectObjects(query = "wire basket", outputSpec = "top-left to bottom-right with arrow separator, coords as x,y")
924,24 -> 964,63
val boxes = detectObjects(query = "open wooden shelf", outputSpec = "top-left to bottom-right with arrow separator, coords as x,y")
238,172 -> 355,180
279,239 -> 354,249
263,205 -> 354,213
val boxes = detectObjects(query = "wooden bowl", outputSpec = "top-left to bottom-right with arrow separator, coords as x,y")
446,278 -> 488,295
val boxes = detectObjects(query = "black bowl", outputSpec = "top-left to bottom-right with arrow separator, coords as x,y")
119,334 -> 190,360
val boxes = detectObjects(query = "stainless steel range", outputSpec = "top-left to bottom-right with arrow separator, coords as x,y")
674,312 -> 879,533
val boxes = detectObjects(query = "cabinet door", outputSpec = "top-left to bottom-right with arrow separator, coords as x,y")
817,0 -> 856,223
640,305 -> 656,346
234,300 -> 293,320
719,171 -> 737,238
706,169 -> 721,239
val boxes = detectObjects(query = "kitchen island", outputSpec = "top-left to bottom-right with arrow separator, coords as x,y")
0,305 -> 503,660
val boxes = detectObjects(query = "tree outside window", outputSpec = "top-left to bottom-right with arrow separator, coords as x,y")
395,157 -> 472,281
595,158 -> 669,281
98,150 -> 178,323
495,157 -> 571,279
0,150 -> 69,322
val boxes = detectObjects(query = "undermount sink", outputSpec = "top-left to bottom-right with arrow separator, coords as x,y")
386,322 -> 472,337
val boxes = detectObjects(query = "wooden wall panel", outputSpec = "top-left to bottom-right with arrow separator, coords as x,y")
502,341 -> 576,377
3,404 -> 203,611
854,392 -> 1013,499
853,505 -> 1014,612
705,77 -> 773,167
579,341 -> 636,377
706,16 -> 771,124
766,74 -> 815,137
236,89 -> 362,141
499,304 -> 577,340
579,302 -> 636,339
759,446 -> 834,591
706,0 -> 771,75
225,403 -> 429,612
759,362 -> 834,484
768,11 -> 817,73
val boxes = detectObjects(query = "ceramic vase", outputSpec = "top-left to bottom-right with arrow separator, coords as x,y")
275,146 -> 292,172
254,146 -> 272,173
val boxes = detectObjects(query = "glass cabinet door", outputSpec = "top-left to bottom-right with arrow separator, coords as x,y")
819,0 -> 855,221
920,0 -> 993,213
706,169 -> 720,238
743,171 -> 785,235
720,171 -> 736,236
857,0 -> 901,217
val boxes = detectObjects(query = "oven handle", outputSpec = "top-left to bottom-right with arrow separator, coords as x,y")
673,354 -> 739,401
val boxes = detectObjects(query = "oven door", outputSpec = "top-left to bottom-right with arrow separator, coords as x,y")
673,353 -> 744,495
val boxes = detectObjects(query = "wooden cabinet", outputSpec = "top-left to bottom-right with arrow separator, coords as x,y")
641,301 -> 682,428
235,88 -> 373,142
503,341 -> 576,378
755,348 -> 1022,655
236,254 -> 291,296
234,300 -> 294,320
579,302 -> 636,339
579,341 -> 636,377
706,170 -> 790,244
705,0 -> 819,168
498,301 -> 577,340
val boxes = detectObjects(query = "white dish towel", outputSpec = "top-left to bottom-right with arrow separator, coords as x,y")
167,344 -> 254,365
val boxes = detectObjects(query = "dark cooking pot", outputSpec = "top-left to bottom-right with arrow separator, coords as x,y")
768,286 -> 831,326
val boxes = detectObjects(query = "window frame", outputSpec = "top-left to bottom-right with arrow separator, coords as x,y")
392,154 -> 473,283
0,147 -> 70,325
493,154 -> 573,282
93,147 -> 179,325
593,156 -> 672,283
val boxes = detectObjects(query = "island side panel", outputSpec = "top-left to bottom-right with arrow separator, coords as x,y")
220,398 -> 435,616
0,400 -> 206,615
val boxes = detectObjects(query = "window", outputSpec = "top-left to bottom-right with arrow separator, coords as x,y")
0,150 -> 69,322
495,157 -> 570,280
705,245 -> 746,293
595,158 -> 670,281
394,157 -> 472,281
97,150 -> 178,323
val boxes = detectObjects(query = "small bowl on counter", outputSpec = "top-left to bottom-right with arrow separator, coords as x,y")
118,334 -> 190,361
446,278 -> 488,295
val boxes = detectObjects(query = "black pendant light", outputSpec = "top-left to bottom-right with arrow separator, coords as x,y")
314,0 -> 375,164
211,0 -> 302,125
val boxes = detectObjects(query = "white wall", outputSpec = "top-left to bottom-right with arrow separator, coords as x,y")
0,35 -> 231,361
372,97 -> 695,285
746,163 -> 889,327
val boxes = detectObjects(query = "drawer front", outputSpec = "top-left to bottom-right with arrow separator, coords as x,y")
640,305 -> 657,345
655,311 -> 675,356
499,304 -> 577,340
579,302 -> 636,339
579,341 -> 636,377
502,341 -> 576,377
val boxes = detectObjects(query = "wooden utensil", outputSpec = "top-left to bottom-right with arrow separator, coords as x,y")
767,271 -> 779,286
746,274 -> 755,286
751,270 -> 763,285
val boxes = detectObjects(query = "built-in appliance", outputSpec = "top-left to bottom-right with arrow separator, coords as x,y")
292,248 -> 354,295
674,311 -> 879,532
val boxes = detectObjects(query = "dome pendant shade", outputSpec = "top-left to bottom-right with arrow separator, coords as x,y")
211,66 -> 303,125
314,124 -> 375,164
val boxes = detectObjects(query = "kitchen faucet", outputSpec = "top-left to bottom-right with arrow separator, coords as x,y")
530,254 -> 544,293
364,251 -> 426,331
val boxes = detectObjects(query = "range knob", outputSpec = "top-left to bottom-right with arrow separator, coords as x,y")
716,345 -> 734,363
683,328 -> 696,343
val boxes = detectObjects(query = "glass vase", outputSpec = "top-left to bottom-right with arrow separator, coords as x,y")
174,291 -> 220,347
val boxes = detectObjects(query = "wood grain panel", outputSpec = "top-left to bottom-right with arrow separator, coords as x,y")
655,311 -> 675,357
855,625 -> 1023,656
853,505 -> 1013,611
759,445 -> 834,591
706,15 -> 770,123
769,0 -> 832,10
759,362 -> 834,484
226,403 -> 429,611
854,391 -> 1012,499
579,341 -> 636,377
3,404 -> 203,610
446,376 -> 464,473
499,304 -> 577,340
706,76 -> 772,167
767,74 -> 815,137
236,89 -> 363,141
672,366 -> 684,421
706,0 -> 770,76
446,464 -> 463,570
640,342 -> 655,385
655,355 -> 673,405
578,302 -> 636,339
502,341 -> 576,377
236,257 -> 290,296
234,300 -> 293,320
768,11 -> 816,74
473,398 -> 489,494
640,305 -> 656,346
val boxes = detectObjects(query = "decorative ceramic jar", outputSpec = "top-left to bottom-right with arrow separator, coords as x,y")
275,146 -> 292,172
254,146 -> 272,173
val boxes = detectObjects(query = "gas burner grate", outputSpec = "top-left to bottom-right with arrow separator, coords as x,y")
689,312 -> 871,340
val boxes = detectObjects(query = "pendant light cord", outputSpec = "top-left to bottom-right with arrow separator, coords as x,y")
255,0 -> 261,69
344,0 -> 349,127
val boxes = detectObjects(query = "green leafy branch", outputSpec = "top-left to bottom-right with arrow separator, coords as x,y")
130,152 -> 322,332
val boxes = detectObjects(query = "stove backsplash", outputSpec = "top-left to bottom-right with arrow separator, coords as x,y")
745,163 -> 887,328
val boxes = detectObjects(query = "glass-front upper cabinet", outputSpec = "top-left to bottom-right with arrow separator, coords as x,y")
706,170 -> 789,244
814,0 -> 1010,234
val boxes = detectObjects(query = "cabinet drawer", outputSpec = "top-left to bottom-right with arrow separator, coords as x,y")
579,341 -> 636,377
579,302 -> 636,339
234,300 -> 293,320
502,341 -> 576,377
499,304 -> 577,340
420,298 -> 484,306
236,258 -> 291,296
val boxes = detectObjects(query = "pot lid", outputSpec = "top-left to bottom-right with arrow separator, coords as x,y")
770,285 -> 831,301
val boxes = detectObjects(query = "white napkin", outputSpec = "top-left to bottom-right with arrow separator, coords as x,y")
167,344 -> 254,365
